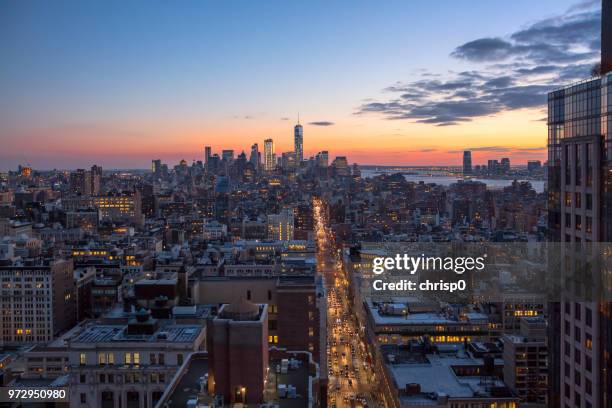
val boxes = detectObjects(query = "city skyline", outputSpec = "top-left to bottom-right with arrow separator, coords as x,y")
0,0 -> 602,170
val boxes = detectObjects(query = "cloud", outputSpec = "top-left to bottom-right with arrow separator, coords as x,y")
280,117 -> 290,121
447,146 -> 546,154
308,121 -> 335,126
357,1 -> 600,126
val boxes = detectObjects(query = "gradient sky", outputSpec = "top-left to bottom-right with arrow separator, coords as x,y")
0,0 -> 598,170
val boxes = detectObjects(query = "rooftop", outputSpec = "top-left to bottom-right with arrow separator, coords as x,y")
382,344 -> 513,404
70,323 -> 204,344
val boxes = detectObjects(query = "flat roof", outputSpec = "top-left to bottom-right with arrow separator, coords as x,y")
388,351 -> 509,402
72,324 -> 203,344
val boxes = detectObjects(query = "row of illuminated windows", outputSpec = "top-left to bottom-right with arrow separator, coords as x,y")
81,352 -> 183,367
79,372 -> 166,385
564,192 -> 593,210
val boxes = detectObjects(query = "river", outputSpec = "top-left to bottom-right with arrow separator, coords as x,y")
361,170 -> 546,193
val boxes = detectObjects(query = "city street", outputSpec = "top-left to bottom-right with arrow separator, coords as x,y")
313,198 -> 382,408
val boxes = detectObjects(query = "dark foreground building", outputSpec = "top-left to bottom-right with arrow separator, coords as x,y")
547,1 -> 612,406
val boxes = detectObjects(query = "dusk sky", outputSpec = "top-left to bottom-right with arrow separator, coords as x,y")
0,0 -> 601,170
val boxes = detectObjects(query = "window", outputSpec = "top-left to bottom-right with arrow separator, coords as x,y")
99,374 -> 106,383
566,213 -> 572,228
575,327 -> 581,343
586,355 -> 592,372
79,353 -> 86,366
586,217 -> 593,234
586,307 -> 592,327
133,353 -> 140,365
575,348 -> 581,364
267,290 -> 272,301
576,144 -> 582,186
586,333 -> 593,350
177,354 -> 183,365
79,374 -> 86,383
586,378 -> 592,394
575,303 -> 581,320
107,353 -> 114,365
575,215 -> 582,230
159,353 -> 165,365
247,290 -> 251,300
565,145 -> 571,185
565,192 -> 572,207
575,192 -> 581,208
124,353 -> 131,365
575,370 -> 581,386
586,193 -> 593,210
80,393 -> 86,404
150,353 -> 157,365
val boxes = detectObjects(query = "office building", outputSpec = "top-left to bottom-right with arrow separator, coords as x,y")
294,121 -> 304,163
331,156 -> 350,176
264,139 -> 275,171
221,150 -> 234,163
267,209 -> 294,241
547,3 -> 612,406
500,157 -> 510,174
281,151 -> 297,171
205,146 -> 212,165
93,191 -> 143,227
29,314 -> 206,408
316,151 -> 329,168
152,159 -> 162,178
207,300 -> 268,405
69,169 -> 92,196
0,259 -> 75,344
527,160 -> 542,173
502,317 -> 548,406
463,151 -> 472,175
249,143 -> 260,170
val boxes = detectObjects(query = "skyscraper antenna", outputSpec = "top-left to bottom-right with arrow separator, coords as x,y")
297,113 -> 300,125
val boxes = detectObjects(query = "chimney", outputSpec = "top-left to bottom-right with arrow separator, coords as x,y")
603,0 -> 612,75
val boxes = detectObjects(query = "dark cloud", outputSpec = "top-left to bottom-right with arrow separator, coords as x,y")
452,38 -> 515,61
356,1 -> 600,126
308,121 -> 335,126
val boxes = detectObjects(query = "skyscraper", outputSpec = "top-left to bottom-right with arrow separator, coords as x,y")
603,0 -> 612,75
547,3 -> 611,406
205,146 -> 212,164
264,139 -> 275,171
90,165 -> 102,196
152,159 -> 162,178
463,151 -> 472,175
250,143 -> 260,169
316,151 -> 329,167
500,157 -> 510,174
294,120 -> 303,164
222,149 -> 234,162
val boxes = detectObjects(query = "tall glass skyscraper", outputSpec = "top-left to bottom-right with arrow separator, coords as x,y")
463,151 -> 472,175
294,122 -> 303,164
264,138 -> 275,171
547,2 -> 612,406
